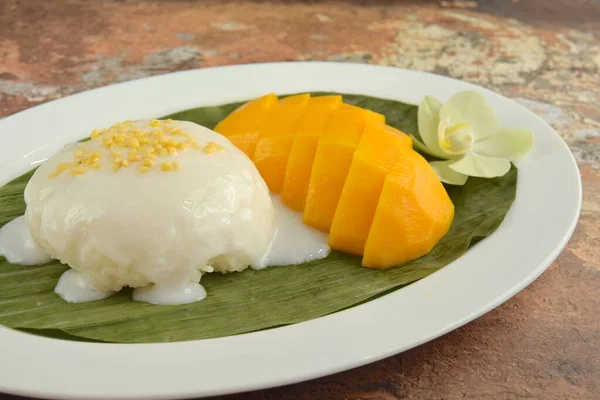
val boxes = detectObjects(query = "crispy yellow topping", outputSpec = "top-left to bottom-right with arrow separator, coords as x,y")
128,137 -> 141,149
203,141 -> 226,154
56,162 -> 73,171
128,154 -> 142,162
71,166 -> 86,176
49,120 -> 225,179
160,161 -> 175,172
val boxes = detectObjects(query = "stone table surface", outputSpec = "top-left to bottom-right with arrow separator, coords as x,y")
0,0 -> 599,399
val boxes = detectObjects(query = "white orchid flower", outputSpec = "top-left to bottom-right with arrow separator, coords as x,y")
416,91 -> 533,185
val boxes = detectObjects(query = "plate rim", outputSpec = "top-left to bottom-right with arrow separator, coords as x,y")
0,61 -> 582,400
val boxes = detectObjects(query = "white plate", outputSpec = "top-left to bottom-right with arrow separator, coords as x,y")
0,62 -> 581,400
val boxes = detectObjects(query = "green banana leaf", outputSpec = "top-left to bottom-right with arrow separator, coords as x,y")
0,94 -> 517,343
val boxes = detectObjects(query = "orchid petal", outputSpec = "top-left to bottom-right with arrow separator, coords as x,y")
429,160 -> 469,185
473,127 -> 534,161
449,152 -> 511,178
411,136 -> 452,159
417,96 -> 451,159
440,91 -> 499,140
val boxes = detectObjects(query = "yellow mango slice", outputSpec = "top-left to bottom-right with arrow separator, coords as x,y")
214,93 -> 277,157
280,95 -> 342,210
329,123 -> 412,255
362,149 -> 454,269
303,104 -> 385,232
253,93 -> 311,192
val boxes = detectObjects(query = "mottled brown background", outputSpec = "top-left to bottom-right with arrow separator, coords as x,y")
1,0 -> 599,399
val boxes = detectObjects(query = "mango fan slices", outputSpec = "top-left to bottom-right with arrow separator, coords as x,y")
303,104 -> 385,232
363,150 -> 455,268
215,94 -> 455,268
253,94 -> 311,192
329,123 -> 412,256
214,93 -> 277,157
281,96 -> 342,210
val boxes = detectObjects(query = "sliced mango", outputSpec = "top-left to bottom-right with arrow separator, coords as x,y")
214,93 -> 277,157
303,104 -> 385,232
362,149 -> 454,269
253,94 -> 311,192
280,95 -> 342,210
329,123 -> 413,255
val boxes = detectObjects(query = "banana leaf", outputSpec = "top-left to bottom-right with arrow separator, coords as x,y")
0,94 -> 517,343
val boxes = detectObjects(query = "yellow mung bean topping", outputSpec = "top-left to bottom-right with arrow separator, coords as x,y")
49,120 -> 225,179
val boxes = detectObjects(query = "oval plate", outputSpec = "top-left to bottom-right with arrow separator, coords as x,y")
0,62 -> 581,399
